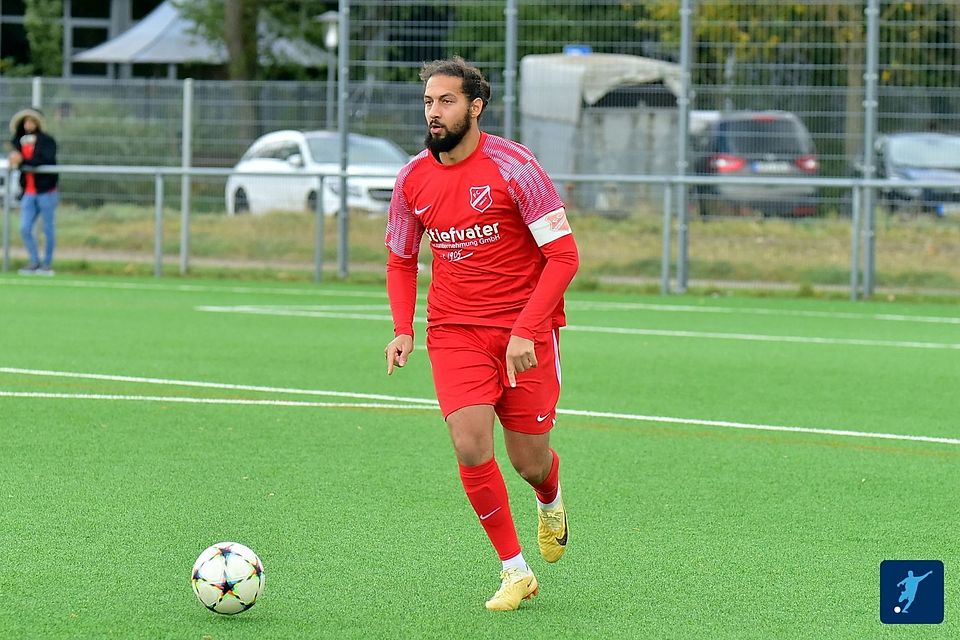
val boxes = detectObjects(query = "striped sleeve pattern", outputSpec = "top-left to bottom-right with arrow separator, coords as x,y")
482,134 -> 565,225
384,154 -> 427,258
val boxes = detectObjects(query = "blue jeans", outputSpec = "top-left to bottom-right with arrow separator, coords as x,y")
20,191 -> 58,267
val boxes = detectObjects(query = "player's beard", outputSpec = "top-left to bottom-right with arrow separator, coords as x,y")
425,109 -> 472,153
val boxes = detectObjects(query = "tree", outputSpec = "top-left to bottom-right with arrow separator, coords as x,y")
175,0 -> 260,80
224,0 -> 260,80
24,0 -> 63,76
175,0 -> 333,80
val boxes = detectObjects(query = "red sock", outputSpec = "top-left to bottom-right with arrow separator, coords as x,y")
458,458 -> 521,561
531,449 -> 560,504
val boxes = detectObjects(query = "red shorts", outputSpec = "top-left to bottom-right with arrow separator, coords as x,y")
425,324 -> 562,435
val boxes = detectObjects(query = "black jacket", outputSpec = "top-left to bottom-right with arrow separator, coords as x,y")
10,131 -> 58,194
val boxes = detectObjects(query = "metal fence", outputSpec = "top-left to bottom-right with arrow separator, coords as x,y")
1,0 -> 959,299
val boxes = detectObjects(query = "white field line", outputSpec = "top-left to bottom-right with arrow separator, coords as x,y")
557,408 -> 960,446
0,391 -> 426,410
219,300 -> 960,325
566,300 -> 960,325
258,304 -> 392,311
0,278 -> 390,299
198,306 -> 397,322
2,367 -> 958,446
562,324 -> 960,350
196,306 -> 960,351
200,301 -> 960,326
5,277 -> 959,325
0,367 -> 438,405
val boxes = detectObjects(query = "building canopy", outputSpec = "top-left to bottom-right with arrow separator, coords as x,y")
73,0 -> 330,67
520,53 -> 682,125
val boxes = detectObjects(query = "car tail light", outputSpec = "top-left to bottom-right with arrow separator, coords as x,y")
795,155 -> 819,174
708,154 -> 746,173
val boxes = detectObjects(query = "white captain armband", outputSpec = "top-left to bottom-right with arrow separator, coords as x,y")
528,208 -> 572,247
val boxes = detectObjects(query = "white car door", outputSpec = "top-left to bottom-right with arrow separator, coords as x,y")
262,142 -> 301,212
276,141 -> 314,211
237,142 -> 286,213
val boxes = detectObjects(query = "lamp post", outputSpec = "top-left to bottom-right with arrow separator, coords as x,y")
316,10 -> 339,131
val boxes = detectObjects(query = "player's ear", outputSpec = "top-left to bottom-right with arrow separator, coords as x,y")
470,97 -> 483,119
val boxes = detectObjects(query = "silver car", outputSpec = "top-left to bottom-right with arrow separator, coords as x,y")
225,130 -> 408,216
692,111 -> 819,217
875,133 -> 960,216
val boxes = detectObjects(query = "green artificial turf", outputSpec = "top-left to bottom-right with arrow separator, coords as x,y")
0,274 -> 957,639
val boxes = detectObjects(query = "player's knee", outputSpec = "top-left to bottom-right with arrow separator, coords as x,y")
450,433 -> 493,466
511,459 -> 546,485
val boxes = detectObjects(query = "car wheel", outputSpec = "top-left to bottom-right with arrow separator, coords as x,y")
306,190 -> 318,213
233,188 -> 250,214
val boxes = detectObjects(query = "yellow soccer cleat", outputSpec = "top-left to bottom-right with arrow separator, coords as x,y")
537,485 -> 568,563
484,567 -> 539,611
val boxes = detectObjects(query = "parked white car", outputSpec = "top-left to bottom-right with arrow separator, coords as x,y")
224,130 -> 408,216
0,158 -> 21,205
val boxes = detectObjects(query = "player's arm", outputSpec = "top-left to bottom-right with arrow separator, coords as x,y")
506,209 -> 579,386
385,252 -> 417,374
501,150 -> 579,386
513,211 -> 579,340
384,165 -> 423,375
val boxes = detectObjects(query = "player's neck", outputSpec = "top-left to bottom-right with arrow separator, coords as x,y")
438,127 -> 482,165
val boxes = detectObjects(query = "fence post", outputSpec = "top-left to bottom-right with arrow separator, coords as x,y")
661,180 -> 673,295
861,0 -> 880,297
1,165 -> 10,272
674,0 -> 693,293
337,0 -> 350,279
180,78 -> 194,276
850,186 -> 861,301
31,76 -> 42,109
503,0 -> 518,140
315,176 -> 326,283
155,172 -> 164,278
63,0 -> 74,77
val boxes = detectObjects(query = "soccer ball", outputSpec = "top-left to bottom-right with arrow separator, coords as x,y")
191,541 -> 265,615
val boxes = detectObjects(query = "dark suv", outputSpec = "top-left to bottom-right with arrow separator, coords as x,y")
692,111 -> 819,217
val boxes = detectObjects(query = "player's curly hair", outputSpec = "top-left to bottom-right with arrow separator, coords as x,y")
419,56 -> 491,120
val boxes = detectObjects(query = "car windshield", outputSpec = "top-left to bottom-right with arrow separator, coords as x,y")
887,136 -> 960,169
718,118 -> 810,155
307,136 -> 408,165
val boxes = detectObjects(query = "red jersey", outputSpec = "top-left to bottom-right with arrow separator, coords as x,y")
386,132 -> 574,335
20,135 -> 36,195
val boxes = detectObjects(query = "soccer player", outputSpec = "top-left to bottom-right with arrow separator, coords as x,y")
384,57 -> 579,611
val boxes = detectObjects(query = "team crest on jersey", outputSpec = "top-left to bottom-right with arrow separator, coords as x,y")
469,185 -> 493,213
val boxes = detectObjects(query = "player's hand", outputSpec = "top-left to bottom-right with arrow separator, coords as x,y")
385,334 -> 414,375
7,151 -> 22,167
505,335 -> 537,388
